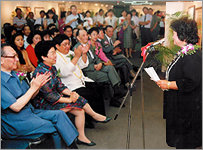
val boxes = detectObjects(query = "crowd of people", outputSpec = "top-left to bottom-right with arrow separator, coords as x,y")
1,3 -> 201,149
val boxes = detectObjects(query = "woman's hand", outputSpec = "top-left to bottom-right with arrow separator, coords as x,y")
94,63 -> 102,71
104,60 -> 113,66
156,80 -> 170,90
70,92 -> 79,103
30,72 -> 51,91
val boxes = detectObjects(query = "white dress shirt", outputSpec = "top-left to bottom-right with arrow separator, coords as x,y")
65,14 -> 84,29
34,17 -> 44,25
139,14 -> 152,28
54,50 -> 93,91
105,16 -> 118,28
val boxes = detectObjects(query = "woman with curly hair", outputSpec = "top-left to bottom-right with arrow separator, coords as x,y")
156,17 -> 202,149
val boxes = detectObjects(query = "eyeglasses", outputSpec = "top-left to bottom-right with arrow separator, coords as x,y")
2,54 -> 18,59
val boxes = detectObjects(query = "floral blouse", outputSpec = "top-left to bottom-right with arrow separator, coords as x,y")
32,62 -> 87,110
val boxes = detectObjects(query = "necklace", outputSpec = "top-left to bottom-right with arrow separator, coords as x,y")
56,51 -> 83,80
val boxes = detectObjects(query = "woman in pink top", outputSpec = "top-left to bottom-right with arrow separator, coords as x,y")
88,27 -> 113,66
26,30 -> 42,67
58,11 -> 66,34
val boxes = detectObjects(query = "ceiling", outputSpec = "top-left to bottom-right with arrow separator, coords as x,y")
98,1 -> 166,6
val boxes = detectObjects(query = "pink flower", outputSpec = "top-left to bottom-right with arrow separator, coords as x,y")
104,41 -> 109,45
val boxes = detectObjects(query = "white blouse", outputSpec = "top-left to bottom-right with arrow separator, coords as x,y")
54,50 -> 94,91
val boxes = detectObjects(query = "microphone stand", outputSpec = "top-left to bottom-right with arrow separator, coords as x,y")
114,45 -> 156,149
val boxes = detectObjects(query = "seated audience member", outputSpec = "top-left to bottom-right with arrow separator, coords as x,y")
26,12 -> 36,32
33,40 -> 111,146
26,30 -> 42,67
47,23 -> 57,31
74,29 -> 126,107
10,33 -> 35,78
88,27 -> 113,66
42,30 -> 51,41
1,34 -> 6,44
54,34 -> 106,128
1,43 -> 78,149
34,24 -> 43,32
64,25 -> 77,50
22,24 -> 31,49
100,25 -> 138,85
49,28 -> 60,39
3,25 -> 17,44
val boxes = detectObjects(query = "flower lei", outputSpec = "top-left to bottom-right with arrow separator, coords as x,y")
67,54 -> 74,60
16,71 -> 27,83
178,44 -> 200,57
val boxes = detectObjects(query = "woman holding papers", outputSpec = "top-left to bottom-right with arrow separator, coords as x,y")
156,17 -> 202,149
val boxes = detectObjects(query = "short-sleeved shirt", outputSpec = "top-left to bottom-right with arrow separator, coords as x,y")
139,14 -> 152,28
1,71 -> 56,139
65,14 -> 84,29
13,16 -> 27,30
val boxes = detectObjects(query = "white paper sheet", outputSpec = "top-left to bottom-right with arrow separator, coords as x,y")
144,67 -> 160,82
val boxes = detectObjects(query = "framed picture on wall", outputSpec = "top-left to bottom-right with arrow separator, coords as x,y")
34,7 -> 45,18
188,5 -> 195,20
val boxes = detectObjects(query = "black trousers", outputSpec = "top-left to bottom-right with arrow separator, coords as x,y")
140,27 -> 152,46
74,82 -> 106,116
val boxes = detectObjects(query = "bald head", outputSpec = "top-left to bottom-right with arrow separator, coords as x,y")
77,29 -> 89,44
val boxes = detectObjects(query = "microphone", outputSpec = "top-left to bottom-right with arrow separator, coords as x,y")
147,38 -> 165,52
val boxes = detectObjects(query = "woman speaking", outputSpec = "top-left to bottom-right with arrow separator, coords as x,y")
156,17 -> 202,149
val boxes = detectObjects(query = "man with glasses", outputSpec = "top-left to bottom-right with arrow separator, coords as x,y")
1,43 -> 78,149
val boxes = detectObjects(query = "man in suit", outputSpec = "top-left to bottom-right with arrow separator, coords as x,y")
99,26 -> 138,86
73,29 -> 126,107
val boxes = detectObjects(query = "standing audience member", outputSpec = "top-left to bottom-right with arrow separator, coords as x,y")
51,8 -> 59,23
96,9 -> 105,27
139,7 -> 152,46
58,11 -> 67,34
22,24 -> 31,49
65,5 -> 84,29
26,12 -> 35,32
156,17 -> 202,149
159,16 -> 165,38
131,9 -> 140,52
34,10 -> 46,28
1,44 -> 78,149
118,10 -> 127,52
123,13 -> 136,58
44,9 -> 55,30
33,40 -> 111,146
13,8 -> 27,31
149,9 -> 161,41
26,30 -> 42,67
11,33 -> 35,74
105,9 -> 118,41
83,10 -> 93,31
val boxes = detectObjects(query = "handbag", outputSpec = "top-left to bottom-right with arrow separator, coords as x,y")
132,31 -> 137,39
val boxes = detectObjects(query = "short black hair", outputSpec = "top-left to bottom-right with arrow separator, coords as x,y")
40,10 -> 45,14
131,9 -> 136,13
63,25 -> 72,31
22,24 -> 31,31
98,27 -> 104,32
53,34 -> 69,45
142,7 -> 148,11
27,30 -> 42,44
88,27 -> 99,35
47,23 -> 56,30
99,9 -> 104,13
49,28 -> 59,36
15,8 -> 22,12
170,17 -> 199,44
35,40 -> 56,63
34,24 -> 43,31
104,25 -> 113,31
42,30 -> 50,37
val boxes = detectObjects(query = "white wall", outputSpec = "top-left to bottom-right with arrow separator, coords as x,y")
1,1 -> 59,26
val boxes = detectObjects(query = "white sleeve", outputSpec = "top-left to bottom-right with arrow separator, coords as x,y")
77,55 -> 89,70
65,16 -> 71,24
